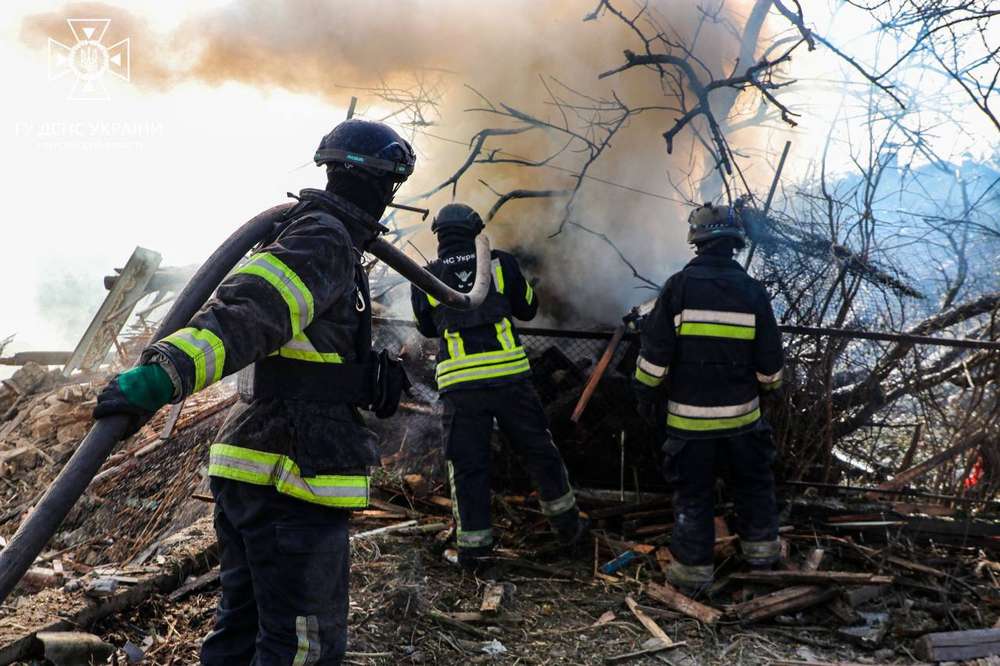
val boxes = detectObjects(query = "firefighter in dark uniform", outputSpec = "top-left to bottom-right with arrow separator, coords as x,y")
93,119 -> 416,664
410,203 -> 587,568
633,202 -> 784,594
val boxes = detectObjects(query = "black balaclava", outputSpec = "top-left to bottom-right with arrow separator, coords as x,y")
325,167 -> 394,221
436,228 -> 477,258
695,237 -> 741,258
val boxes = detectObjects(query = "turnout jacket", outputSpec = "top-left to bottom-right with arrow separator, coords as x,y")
411,242 -> 538,392
144,189 -> 380,509
636,254 -> 783,439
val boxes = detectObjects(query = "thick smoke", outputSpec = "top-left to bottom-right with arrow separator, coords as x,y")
22,0 -> 761,326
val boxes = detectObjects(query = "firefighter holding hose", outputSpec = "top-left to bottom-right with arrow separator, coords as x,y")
633,202 -> 784,595
411,203 -> 589,569
92,120 -> 417,664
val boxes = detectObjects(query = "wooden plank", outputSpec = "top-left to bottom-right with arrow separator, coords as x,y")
624,595 -> 673,646
915,628 -> 1000,661
168,566 -> 220,602
480,582 -> 506,616
729,585 -> 836,622
644,582 -> 722,625
730,571 -> 893,586
571,324 -> 626,423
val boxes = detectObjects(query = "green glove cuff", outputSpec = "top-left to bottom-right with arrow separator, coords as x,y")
117,364 -> 174,412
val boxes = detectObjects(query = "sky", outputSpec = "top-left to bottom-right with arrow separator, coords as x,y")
1,0 -> 997,379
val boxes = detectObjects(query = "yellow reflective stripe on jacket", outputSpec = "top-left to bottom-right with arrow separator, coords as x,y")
635,366 -> 663,387
427,292 -> 440,308
756,368 -> 782,390
495,317 -> 516,351
667,408 -> 761,431
443,329 -> 465,359
160,327 -> 226,392
666,397 -> 761,432
437,357 -> 531,389
525,281 -> 534,305
274,331 -> 344,364
235,252 -> 315,335
492,258 -> 505,294
207,443 -> 369,508
635,355 -> 667,387
677,322 -> 755,340
674,308 -> 755,340
436,346 -> 528,377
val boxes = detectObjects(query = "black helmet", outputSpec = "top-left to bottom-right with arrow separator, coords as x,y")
314,119 -> 416,182
687,202 -> 747,248
431,203 -> 484,235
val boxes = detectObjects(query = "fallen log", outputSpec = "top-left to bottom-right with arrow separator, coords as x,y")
644,582 -> 722,625
729,571 -> 893,586
915,628 -> 1000,661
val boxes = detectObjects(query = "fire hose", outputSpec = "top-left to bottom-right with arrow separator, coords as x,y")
0,202 -> 492,604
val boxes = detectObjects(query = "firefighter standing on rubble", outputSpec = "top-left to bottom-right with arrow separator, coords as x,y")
92,119 -> 415,665
633,202 -> 784,595
410,203 -> 588,568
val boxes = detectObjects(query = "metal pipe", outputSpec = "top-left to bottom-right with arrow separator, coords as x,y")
0,203 -> 491,604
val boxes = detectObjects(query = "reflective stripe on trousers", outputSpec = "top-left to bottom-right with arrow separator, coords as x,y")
292,615 -> 321,666
539,488 -> 576,517
208,443 -> 369,509
448,461 -> 493,548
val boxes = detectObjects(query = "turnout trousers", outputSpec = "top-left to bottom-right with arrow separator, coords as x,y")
200,477 -> 349,666
662,424 -> 780,586
442,379 -> 579,555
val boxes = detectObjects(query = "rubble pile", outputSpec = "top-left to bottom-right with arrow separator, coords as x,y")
0,324 -> 998,664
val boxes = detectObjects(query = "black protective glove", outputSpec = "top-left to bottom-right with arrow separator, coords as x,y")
632,379 -> 660,426
370,349 -> 411,419
93,364 -> 173,437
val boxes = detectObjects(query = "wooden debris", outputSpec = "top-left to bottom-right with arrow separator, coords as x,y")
168,566 -> 221,602
350,520 -> 424,541
644,582 -> 722,625
603,637 -> 686,663
425,610 -> 491,639
844,584 -> 888,608
624,595 -> 674,646
730,585 -> 837,622
730,570 -> 893,585
874,438 -> 979,493
915,628 -> 1000,662
802,547 -> 825,573
480,582 -> 508,616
